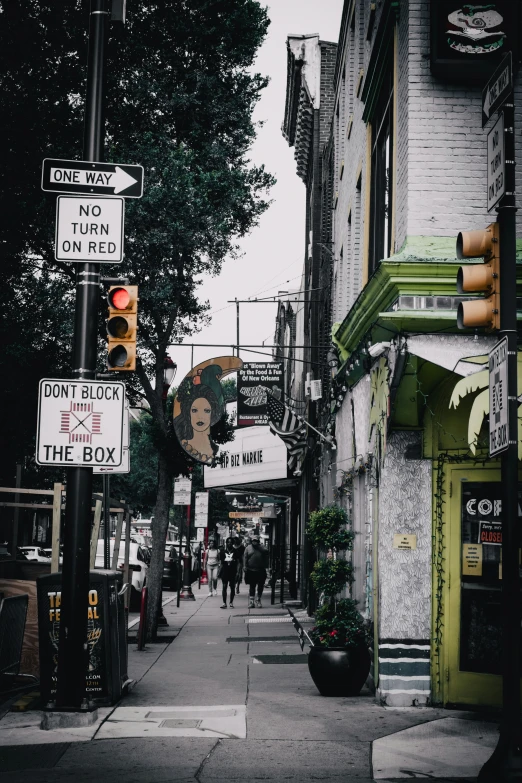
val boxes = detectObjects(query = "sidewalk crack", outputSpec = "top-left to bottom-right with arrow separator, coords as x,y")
195,738 -> 220,782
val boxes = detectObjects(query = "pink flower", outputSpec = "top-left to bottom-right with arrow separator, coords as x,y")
329,630 -> 338,636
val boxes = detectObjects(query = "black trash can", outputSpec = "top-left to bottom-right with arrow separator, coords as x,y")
37,570 -> 128,707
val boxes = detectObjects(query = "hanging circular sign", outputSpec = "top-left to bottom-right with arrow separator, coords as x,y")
173,356 -> 242,465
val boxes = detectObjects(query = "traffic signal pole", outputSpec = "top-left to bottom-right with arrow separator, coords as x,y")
54,0 -> 109,712
479,101 -> 522,781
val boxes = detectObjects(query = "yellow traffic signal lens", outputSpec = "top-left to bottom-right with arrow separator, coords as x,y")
108,315 -> 129,339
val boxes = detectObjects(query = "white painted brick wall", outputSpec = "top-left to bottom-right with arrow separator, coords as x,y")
407,0 -> 522,237
331,0 -> 521,313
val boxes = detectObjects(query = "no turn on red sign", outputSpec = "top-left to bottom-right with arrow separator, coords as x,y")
37,379 -> 126,467
55,195 -> 124,263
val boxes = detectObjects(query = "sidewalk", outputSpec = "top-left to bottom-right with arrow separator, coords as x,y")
0,585 -> 499,781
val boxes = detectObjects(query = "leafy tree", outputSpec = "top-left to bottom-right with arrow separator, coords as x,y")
0,1 -> 273,637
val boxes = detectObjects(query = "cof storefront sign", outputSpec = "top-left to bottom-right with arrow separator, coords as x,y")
204,426 -> 288,488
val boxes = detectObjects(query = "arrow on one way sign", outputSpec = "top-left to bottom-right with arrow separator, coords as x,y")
42,158 -> 144,198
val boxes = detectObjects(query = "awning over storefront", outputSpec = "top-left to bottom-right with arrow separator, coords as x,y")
405,334 -> 497,377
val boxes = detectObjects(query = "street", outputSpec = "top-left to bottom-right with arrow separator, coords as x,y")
0,588 -> 495,781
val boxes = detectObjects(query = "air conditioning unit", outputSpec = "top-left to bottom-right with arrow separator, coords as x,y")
310,380 -> 322,401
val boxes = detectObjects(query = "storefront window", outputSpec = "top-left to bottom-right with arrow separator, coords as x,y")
460,482 -> 522,675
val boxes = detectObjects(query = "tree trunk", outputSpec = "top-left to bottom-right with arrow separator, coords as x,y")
146,451 -> 172,640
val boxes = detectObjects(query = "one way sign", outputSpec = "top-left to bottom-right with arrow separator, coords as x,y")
42,158 -> 144,198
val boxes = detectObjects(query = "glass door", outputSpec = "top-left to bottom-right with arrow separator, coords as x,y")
445,466 -> 517,707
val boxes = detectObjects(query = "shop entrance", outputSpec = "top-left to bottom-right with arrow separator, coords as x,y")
445,465 -> 521,707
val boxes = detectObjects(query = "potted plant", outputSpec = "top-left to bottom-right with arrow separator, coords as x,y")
306,505 -> 370,697
308,598 -> 371,696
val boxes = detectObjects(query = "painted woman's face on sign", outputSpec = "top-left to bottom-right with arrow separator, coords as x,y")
190,397 -> 212,433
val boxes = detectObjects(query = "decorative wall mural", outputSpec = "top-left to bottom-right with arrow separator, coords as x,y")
173,356 -> 242,465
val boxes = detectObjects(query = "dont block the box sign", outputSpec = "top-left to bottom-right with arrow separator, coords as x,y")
55,195 -> 124,263
36,379 -> 126,467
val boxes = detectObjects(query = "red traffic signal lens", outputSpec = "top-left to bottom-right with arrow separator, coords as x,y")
109,287 -> 131,310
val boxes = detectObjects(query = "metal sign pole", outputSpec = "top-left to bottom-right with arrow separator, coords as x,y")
103,474 -> 110,569
479,98 -> 521,781
55,0 -> 109,712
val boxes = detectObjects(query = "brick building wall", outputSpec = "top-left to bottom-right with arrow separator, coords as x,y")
407,0 -> 522,238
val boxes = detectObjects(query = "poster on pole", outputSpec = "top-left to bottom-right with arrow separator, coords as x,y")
195,492 -> 209,528
237,362 -> 284,427
173,477 -> 192,505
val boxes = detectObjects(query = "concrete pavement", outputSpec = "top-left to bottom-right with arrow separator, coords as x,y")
0,585 -> 499,781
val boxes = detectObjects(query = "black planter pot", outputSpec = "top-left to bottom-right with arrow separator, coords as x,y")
308,643 -> 371,696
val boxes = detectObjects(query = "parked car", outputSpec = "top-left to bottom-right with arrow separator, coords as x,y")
95,540 -> 148,607
20,546 -> 52,563
42,547 -> 63,564
163,545 -> 180,591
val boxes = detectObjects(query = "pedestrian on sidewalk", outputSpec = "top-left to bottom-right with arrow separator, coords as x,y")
205,539 -> 220,596
219,537 -> 240,609
233,536 -> 245,595
244,534 -> 269,608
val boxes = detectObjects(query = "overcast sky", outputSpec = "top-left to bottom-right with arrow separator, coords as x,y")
170,1 -> 343,384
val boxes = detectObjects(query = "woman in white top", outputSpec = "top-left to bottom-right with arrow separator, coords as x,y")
205,540 -> 220,596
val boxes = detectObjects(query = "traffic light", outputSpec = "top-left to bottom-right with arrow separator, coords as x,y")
107,285 -> 138,370
456,223 -> 500,331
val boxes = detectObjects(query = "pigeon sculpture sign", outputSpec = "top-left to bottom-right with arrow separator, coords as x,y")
173,356 -> 242,465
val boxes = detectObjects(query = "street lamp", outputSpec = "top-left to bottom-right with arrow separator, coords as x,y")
162,356 -> 177,400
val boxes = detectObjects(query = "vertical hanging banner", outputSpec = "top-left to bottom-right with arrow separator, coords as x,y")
237,362 -> 284,427
173,356 -> 243,465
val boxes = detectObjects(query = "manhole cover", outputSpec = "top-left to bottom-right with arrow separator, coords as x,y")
159,719 -> 202,729
252,654 -> 308,664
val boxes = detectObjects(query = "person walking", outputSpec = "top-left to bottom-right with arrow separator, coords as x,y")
244,534 -> 269,608
219,537 -> 240,609
205,539 -> 220,597
233,536 -> 245,595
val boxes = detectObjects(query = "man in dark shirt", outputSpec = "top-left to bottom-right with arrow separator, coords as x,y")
219,537 -> 240,609
244,535 -> 269,608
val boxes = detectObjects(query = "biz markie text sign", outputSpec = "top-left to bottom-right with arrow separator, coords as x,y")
37,380 -> 125,467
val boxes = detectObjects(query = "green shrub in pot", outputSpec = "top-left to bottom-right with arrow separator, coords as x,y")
307,505 -> 354,551
310,598 -> 368,649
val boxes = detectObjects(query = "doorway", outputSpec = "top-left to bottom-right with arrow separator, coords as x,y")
444,465 -> 521,707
